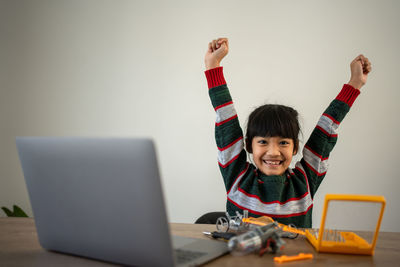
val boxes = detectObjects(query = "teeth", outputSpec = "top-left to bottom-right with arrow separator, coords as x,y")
264,160 -> 281,165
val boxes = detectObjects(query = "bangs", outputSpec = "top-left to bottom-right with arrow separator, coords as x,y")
250,106 -> 297,139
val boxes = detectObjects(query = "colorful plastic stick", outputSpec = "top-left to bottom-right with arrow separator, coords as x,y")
274,253 -> 313,263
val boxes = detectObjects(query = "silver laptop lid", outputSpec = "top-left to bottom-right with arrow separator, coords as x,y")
16,137 -> 175,267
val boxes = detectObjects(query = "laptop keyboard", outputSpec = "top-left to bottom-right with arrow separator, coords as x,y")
174,249 -> 207,264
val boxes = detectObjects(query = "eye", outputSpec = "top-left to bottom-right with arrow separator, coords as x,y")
257,139 -> 267,145
279,140 -> 291,146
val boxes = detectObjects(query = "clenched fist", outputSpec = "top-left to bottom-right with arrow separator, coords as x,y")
348,55 -> 372,89
205,38 -> 229,70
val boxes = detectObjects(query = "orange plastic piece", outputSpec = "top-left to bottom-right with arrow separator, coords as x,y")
305,194 -> 386,255
242,216 -> 274,226
274,253 -> 313,263
280,225 -> 306,236
242,216 -> 305,236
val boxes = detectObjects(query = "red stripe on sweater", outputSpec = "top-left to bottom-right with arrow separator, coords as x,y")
215,114 -> 237,127
323,113 -> 340,125
236,187 -> 309,205
218,136 -> 243,151
218,152 -> 241,169
295,165 -> 311,195
215,101 -> 233,111
227,198 -> 314,218
304,161 -> 326,176
295,166 -> 307,179
316,126 -> 338,138
304,145 -> 329,161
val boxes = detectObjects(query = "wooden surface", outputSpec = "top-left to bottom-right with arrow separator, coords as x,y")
1,218 -> 400,266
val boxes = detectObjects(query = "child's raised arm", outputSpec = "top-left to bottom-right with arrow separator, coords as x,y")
205,38 -> 229,70
204,37 -> 248,193
348,54 -> 372,90
296,54 -> 372,198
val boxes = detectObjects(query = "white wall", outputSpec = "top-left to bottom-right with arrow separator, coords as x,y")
1,0 -> 399,231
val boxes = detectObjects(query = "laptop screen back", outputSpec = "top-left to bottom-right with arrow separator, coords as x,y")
16,137 -> 175,266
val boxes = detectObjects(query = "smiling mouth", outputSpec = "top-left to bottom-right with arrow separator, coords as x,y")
263,160 -> 283,166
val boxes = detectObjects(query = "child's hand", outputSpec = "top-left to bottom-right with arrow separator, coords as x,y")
205,38 -> 229,70
348,54 -> 372,89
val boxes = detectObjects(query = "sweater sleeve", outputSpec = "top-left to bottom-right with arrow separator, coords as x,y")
296,84 -> 360,197
205,67 -> 248,191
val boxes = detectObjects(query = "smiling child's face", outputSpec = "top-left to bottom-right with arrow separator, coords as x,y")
251,136 -> 296,176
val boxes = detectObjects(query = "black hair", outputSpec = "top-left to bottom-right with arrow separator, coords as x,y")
245,104 -> 300,154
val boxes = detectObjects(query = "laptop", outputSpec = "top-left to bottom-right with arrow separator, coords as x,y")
16,137 -> 228,267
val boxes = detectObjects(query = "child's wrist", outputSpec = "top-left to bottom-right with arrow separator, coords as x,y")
347,79 -> 363,90
205,60 -> 220,70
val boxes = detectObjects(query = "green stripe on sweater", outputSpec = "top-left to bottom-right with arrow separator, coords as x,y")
209,85 -> 232,108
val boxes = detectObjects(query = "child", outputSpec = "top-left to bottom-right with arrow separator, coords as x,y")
204,38 -> 371,228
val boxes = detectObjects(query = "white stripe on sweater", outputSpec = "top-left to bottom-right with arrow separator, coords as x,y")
216,103 -> 236,124
303,147 -> 329,175
317,115 -> 339,136
218,138 -> 243,166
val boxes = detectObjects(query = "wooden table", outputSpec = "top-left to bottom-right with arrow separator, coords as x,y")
1,218 -> 399,266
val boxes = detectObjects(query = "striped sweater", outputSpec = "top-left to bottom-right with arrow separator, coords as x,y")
205,67 -> 360,228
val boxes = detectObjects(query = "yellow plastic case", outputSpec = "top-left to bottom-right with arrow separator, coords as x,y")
305,194 -> 386,255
